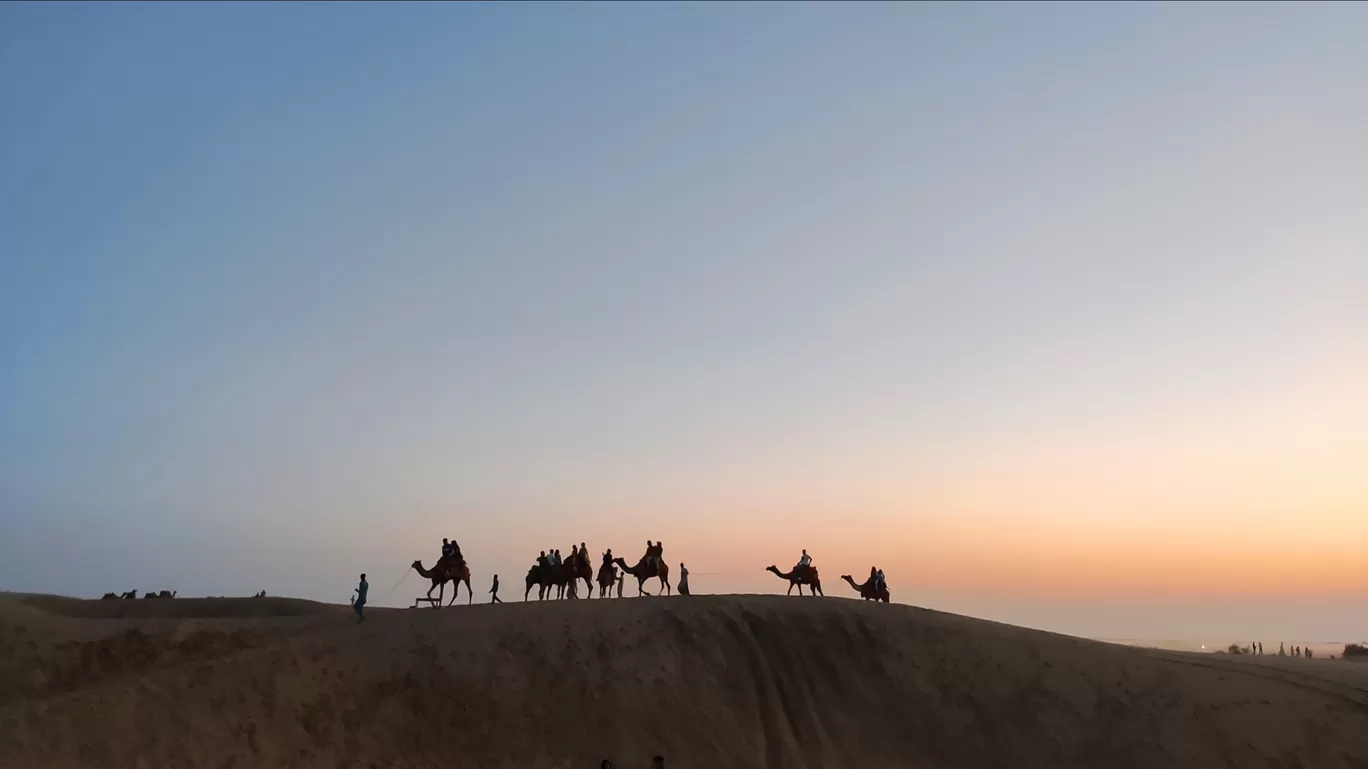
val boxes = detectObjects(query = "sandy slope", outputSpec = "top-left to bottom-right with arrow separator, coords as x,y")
1,593 -> 1365,769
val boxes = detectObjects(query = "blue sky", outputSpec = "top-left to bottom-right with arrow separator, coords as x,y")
2,3 -> 1365,639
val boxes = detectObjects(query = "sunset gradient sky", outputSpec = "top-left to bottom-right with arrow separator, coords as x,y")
2,3 -> 1365,640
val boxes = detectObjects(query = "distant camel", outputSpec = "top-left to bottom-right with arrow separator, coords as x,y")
596,561 -> 618,598
143,590 -> 177,599
101,592 -> 118,600
566,551 -> 595,597
766,565 -> 822,596
614,557 -> 671,596
525,562 -> 574,600
120,590 -> 137,600
412,558 -> 472,606
841,575 -> 889,603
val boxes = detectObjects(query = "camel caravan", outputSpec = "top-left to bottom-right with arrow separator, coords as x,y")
101,589 -> 175,600
406,540 -> 892,608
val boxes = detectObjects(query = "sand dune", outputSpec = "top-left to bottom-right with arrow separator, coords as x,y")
1,593 -> 1365,769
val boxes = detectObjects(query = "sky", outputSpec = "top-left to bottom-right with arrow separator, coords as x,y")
1,3 -> 1365,642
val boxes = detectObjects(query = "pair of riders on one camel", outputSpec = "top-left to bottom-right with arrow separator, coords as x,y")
440,538 -> 464,568
867,565 -> 886,593
642,540 -> 664,571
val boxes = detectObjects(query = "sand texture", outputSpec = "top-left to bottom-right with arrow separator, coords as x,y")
1,592 -> 1365,768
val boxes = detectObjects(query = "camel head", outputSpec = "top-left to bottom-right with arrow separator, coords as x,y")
765,565 -> 783,576
841,575 -> 855,583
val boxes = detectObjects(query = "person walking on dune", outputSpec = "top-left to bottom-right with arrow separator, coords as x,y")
353,573 -> 368,623
678,562 -> 690,596
489,574 -> 502,604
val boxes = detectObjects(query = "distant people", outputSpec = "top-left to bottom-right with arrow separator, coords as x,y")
1258,642 -> 1263,655
1306,647 -> 1313,659
450,539 -> 463,563
678,563 -> 690,595
580,541 -> 587,563
353,573 -> 368,623
602,548 -> 614,567
1279,642 -> 1286,657
489,574 -> 502,604
441,538 -> 453,562
654,541 -> 664,569
570,544 -> 579,564
644,540 -> 654,569
554,548 -> 562,566
616,573 -> 624,598
796,549 -> 812,573
537,550 -> 549,569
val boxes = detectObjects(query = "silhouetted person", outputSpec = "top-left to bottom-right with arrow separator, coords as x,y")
489,574 -> 502,604
441,538 -> 453,562
1307,647 -> 1313,659
602,548 -> 613,567
678,562 -> 690,595
1279,642 -> 1286,657
537,550 -> 549,569
1258,642 -> 1263,655
616,573 -> 624,598
795,548 -> 812,574
353,573 -> 368,623
450,538 -> 463,563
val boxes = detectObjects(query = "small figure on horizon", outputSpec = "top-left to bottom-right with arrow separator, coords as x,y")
1306,647 -> 1313,659
489,574 -> 502,604
678,562 -> 690,596
353,573 -> 368,623
1258,642 -> 1263,655
1279,642 -> 1286,657
616,573 -> 624,598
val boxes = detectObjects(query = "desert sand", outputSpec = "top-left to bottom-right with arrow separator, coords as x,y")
1,592 -> 1365,769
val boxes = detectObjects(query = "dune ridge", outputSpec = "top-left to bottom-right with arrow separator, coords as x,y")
1,593 -> 1365,768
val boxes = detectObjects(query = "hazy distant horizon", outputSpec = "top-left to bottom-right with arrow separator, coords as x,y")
2,4 -> 1365,641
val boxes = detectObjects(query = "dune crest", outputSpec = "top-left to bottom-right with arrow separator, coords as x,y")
1,594 -> 1365,768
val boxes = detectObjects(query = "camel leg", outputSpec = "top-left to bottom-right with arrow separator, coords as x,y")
660,576 -> 671,596
583,575 -> 593,598
787,583 -> 795,596
465,577 -> 473,605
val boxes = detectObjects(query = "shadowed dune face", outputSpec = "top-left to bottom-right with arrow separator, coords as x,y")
1,595 -> 1366,769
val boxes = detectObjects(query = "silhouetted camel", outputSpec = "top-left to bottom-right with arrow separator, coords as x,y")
120,590 -> 137,600
412,558 -> 472,606
142,590 -> 177,599
101,592 -> 118,600
841,574 -> 889,603
565,549 -> 595,597
524,562 -> 572,600
596,561 -> 618,598
613,557 -> 671,596
766,565 -> 822,596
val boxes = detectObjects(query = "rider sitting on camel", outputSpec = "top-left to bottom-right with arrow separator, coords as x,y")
602,548 -> 613,567
795,549 -> 812,575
